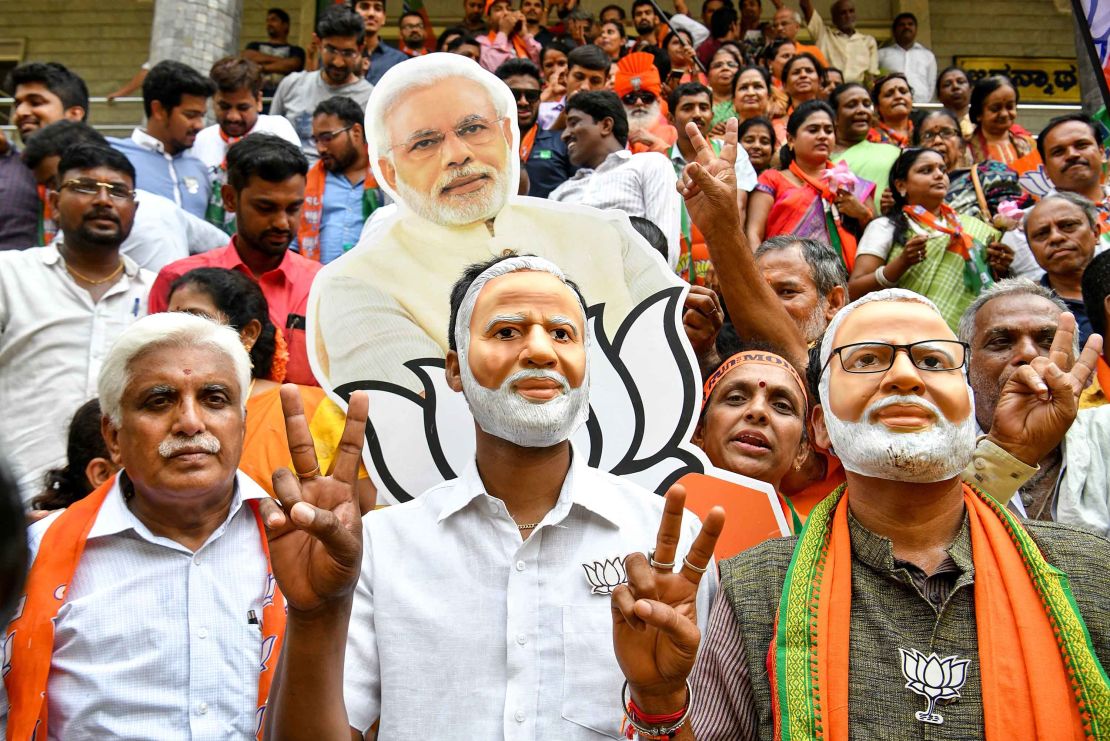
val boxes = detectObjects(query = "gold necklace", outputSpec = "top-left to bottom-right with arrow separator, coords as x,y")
517,522 -> 541,530
64,260 -> 124,285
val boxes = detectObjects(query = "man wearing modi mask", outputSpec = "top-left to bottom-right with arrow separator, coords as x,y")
307,53 -> 677,393
601,288 -> 1110,740
260,253 -> 721,740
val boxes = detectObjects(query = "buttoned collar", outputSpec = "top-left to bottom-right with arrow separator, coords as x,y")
88,470 -> 268,545
847,507 -> 975,582
42,241 -> 141,279
131,127 -> 171,156
435,443 -> 624,529
572,148 -> 632,178
217,236 -> 296,281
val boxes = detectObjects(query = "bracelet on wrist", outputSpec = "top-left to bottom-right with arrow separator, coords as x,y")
874,264 -> 897,288
621,680 -> 692,740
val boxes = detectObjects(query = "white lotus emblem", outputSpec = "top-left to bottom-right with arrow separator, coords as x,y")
899,648 -> 970,725
582,556 -> 627,595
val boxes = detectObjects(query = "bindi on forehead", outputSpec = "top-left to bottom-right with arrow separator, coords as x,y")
183,369 -> 192,375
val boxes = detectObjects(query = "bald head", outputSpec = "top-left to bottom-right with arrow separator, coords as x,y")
831,0 -> 856,33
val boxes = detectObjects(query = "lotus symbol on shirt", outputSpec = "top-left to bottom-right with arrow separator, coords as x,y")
582,556 -> 627,595
899,648 -> 970,725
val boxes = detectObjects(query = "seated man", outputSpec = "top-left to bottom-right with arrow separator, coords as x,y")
0,312 -> 286,736
261,253 -> 715,739
1025,192 -> 1098,347
609,285 -> 1108,739
550,90 -> 681,267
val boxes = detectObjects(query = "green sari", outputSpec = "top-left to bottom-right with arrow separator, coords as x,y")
834,140 -> 900,212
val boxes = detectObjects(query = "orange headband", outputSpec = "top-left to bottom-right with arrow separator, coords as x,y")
702,351 -> 809,411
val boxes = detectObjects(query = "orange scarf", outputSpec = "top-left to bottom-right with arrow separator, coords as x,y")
489,29 -> 531,58
3,476 -> 286,740
1097,356 -> 1110,400
867,120 -> 912,148
771,483 -> 1110,740
297,159 -> 379,262
37,185 -> 56,245
520,124 -> 539,162
902,203 -> 974,260
788,160 -> 861,270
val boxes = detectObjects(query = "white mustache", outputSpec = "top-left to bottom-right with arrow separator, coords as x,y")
503,368 -> 571,397
437,165 -> 496,194
159,433 -> 222,458
864,394 -> 944,422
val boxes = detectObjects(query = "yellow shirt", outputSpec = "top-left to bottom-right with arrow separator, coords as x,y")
806,10 -> 879,84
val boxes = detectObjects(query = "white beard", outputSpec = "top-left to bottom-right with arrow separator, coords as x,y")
799,300 -> 829,345
461,366 -> 591,448
823,393 -> 977,483
626,101 -> 661,133
395,160 -> 509,227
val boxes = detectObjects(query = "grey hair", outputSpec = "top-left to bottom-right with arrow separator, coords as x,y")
956,277 -> 1077,355
1024,191 -> 1099,240
818,289 -> 944,407
98,312 -> 252,427
755,235 -> 848,295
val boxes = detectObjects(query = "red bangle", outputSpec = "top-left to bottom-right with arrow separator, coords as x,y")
628,699 -> 685,725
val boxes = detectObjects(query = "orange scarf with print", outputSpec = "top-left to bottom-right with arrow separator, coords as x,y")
520,124 -> 539,162
297,159 -> 379,262
902,203 -> 974,260
788,160 -> 861,270
489,29 -> 531,58
2,476 -> 286,741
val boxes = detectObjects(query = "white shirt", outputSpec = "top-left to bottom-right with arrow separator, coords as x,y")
668,142 -> 759,193
0,245 -> 154,499
343,448 -> 715,739
550,150 -> 682,268
877,42 -> 938,103
189,115 -> 302,171
0,472 -> 271,739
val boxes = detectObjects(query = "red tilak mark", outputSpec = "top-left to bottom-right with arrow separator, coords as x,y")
183,369 -> 192,375
758,381 -> 766,388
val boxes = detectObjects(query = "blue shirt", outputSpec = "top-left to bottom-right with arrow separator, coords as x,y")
109,130 -> 210,218
524,127 -> 578,199
320,170 -> 367,264
366,41 -> 410,86
1040,273 -> 1094,348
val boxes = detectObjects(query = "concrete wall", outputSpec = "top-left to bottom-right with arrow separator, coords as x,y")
929,0 -> 1076,66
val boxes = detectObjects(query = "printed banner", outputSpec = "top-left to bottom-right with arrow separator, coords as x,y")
953,56 -> 1080,104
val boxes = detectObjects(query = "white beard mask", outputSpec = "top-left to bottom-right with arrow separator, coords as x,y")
460,365 -> 591,448
822,393 -> 977,483
395,159 -> 508,227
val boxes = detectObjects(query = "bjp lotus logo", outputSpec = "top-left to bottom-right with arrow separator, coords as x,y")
898,648 -> 970,725
582,556 -> 627,595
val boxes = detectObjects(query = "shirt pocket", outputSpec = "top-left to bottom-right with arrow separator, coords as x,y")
560,605 -> 624,738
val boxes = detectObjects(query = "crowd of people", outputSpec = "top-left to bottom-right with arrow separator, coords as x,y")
2,0 -> 1110,738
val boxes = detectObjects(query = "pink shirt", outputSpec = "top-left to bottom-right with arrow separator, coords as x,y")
149,238 -> 323,386
476,31 -> 541,73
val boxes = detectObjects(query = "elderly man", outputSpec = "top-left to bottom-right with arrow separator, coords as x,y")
960,278 -> 1110,533
608,284 -> 1108,738
0,143 -> 153,498
310,53 -> 674,393
262,253 -> 715,739
797,0 -> 878,84
770,5 -> 826,65
0,312 -> 286,737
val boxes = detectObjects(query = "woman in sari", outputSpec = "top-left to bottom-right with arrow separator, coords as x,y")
733,64 -> 787,141
868,73 -> 914,148
829,82 -> 899,211
936,66 -> 973,137
166,268 -> 375,511
760,39 -> 795,87
747,100 -> 875,271
739,116 -> 777,174
848,147 -> 1014,330
781,52 -> 823,111
708,43 -> 744,133
968,75 -> 1043,175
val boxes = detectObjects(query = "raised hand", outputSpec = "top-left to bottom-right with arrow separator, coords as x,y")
986,241 -> 1013,276
259,386 -> 371,614
682,284 -> 724,365
678,118 -> 740,242
987,313 -> 1103,465
611,485 -> 725,714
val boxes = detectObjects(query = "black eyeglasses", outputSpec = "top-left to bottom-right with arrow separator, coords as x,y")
621,90 -> 656,105
821,340 -> 969,376
509,87 -> 542,104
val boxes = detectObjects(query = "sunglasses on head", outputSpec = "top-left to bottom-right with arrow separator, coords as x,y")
509,87 -> 542,104
621,90 -> 656,105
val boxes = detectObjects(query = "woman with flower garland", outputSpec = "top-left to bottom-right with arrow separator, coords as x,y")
848,147 -> 1014,330
167,267 -> 373,509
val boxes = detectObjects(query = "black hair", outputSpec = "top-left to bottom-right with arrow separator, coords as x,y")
702,336 -> 808,422
20,120 -> 108,171
0,456 -> 26,628
567,43 -> 611,72
825,66 -> 844,81
600,3 -> 627,19
437,25 -> 468,50
566,89 -> 629,146
209,56 -> 264,96
870,72 -> 911,115
312,95 -> 364,128
778,99 -> 834,168
737,115 -> 776,146
759,37 -> 794,67
1082,249 -> 1110,340
541,40 -> 574,68
668,81 -> 712,115
731,63 -> 771,97
911,108 -> 961,146
601,18 -> 628,38
781,51 -> 824,87
168,267 -> 277,380
662,28 -> 695,52
891,11 -> 917,28
447,34 -> 481,53
631,0 -> 658,15
33,399 -> 108,511
268,7 -> 292,24
225,133 -> 309,192
58,142 -> 136,184
969,75 -> 1017,126
1036,113 -> 1104,162
629,216 -> 669,261
886,146 -> 945,237
141,60 -> 216,118
447,252 -> 588,351
935,66 -> 968,99
4,62 -> 90,120
827,81 -> 868,115
399,10 -> 424,24
495,57 -> 543,86
316,4 -> 366,44
709,6 -> 739,38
